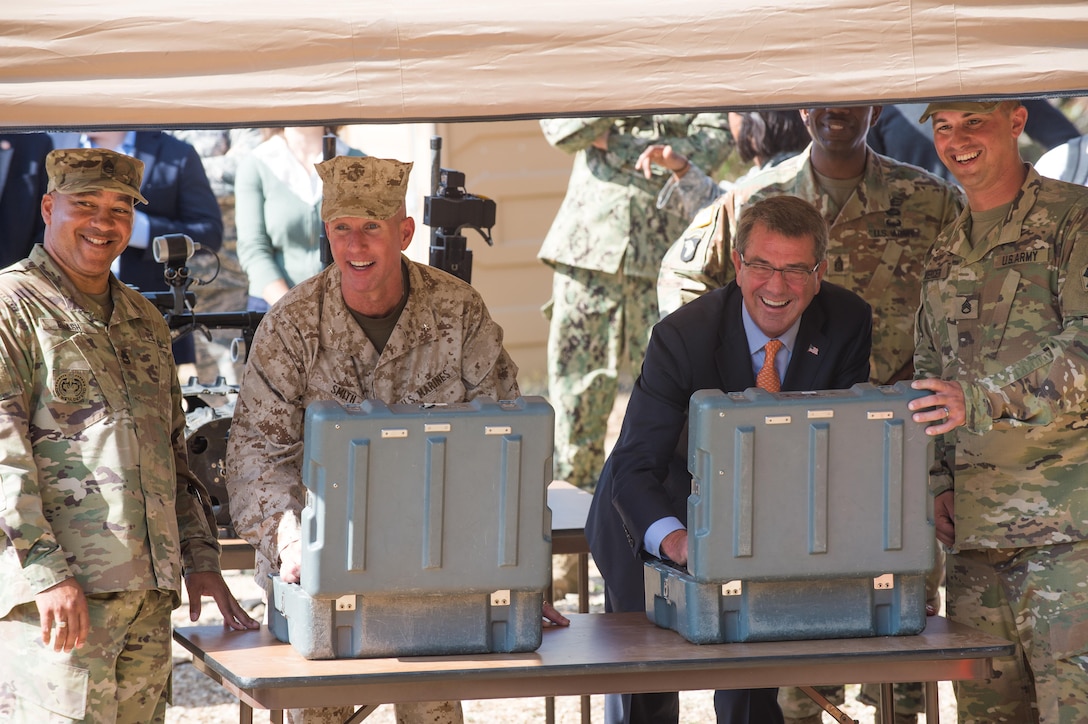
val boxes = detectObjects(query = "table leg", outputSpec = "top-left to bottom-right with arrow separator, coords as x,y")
577,552 -> 590,614
579,552 -> 591,724
798,685 -> 856,723
879,682 -> 894,724
346,705 -> 380,722
925,681 -> 940,724
545,552 -> 591,724
546,575 -> 556,724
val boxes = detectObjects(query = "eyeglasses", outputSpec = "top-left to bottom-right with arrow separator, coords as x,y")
738,254 -> 820,285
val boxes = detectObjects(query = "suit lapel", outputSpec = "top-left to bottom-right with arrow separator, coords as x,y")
715,288 -> 756,392
783,296 -> 830,391
0,146 -> 13,200
134,132 -> 158,189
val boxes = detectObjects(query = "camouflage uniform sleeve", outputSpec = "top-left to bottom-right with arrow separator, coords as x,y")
170,374 -> 222,575
604,113 -> 733,177
657,194 -> 737,317
540,117 -> 617,153
666,112 -> 735,177
458,290 -> 521,401
225,310 -> 310,571
913,289 -> 943,387
0,319 -> 73,595
913,302 -> 955,496
656,163 -> 726,220
964,221 -> 1088,433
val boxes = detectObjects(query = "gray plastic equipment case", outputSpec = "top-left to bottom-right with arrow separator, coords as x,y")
645,382 -> 935,644
269,396 -> 554,659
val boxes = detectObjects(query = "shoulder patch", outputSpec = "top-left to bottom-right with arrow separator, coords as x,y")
680,233 -> 703,263
54,370 -> 89,403
678,201 -> 722,263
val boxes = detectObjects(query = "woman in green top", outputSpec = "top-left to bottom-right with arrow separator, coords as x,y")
235,126 -> 364,311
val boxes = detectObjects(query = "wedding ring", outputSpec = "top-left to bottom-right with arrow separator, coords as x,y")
56,621 -> 68,628
942,406 -> 950,417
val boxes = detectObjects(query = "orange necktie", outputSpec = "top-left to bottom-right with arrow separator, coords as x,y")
756,339 -> 783,392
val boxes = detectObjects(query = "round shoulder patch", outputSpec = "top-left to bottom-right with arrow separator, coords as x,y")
54,370 -> 89,403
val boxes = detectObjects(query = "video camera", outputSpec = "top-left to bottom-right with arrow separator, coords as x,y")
424,169 -> 496,284
143,233 -> 264,364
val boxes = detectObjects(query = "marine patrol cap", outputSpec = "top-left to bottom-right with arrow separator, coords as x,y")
45,148 -> 148,204
918,101 -> 1002,123
316,155 -> 413,222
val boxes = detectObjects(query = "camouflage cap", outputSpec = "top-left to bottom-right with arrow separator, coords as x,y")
316,156 -> 413,222
46,148 -> 148,204
918,101 -> 1002,123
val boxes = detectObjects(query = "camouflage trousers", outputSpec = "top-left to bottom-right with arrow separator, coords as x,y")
947,541 -> 1088,724
287,700 -> 463,724
779,547 -> 947,721
545,263 -> 658,490
0,589 -> 173,723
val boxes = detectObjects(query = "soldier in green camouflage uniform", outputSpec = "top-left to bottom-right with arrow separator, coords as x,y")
651,107 -> 962,724
539,114 -> 732,490
226,156 -> 533,724
0,148 -> 257,724
910,100 -> 1088,724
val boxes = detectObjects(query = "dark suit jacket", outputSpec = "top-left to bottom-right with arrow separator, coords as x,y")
585,280 -> 873,612
121,131 -> 223,295
0,133 -> 52,268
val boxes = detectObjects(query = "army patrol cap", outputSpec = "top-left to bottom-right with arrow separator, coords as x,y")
918,101 -> 1002,123
46,148 -> 148,204
316,155 -> 413,222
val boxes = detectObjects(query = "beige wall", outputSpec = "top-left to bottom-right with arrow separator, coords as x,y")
345,120 -> 572,392
435,120 -> 572,391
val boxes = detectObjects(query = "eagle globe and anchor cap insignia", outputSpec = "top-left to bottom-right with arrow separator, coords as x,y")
54,370 -> 89,403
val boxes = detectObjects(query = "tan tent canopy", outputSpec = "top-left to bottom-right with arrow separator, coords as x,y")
4,0 -> 1088,130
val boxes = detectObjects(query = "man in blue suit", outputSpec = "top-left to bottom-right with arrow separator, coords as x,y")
50,131 -> 223,368
586,195 -> 873,724
0,133 -> 52,268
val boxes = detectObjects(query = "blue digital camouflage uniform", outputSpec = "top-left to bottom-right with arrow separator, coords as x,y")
915,166 -> 1088,724
226,257 -> 518,724
539,114 -> 732,490
0,246 -> 222,723
656,145 -> 963,722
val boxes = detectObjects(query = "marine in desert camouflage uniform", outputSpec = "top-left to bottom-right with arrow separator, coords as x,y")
539,114 -> 732,490
910,100 -> 1088,724
0,148 -> 256,724
225,156 -> 521,724
651,107 -> 962,724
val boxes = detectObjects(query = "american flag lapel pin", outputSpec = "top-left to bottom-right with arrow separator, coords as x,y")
808,344 -> 819,355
